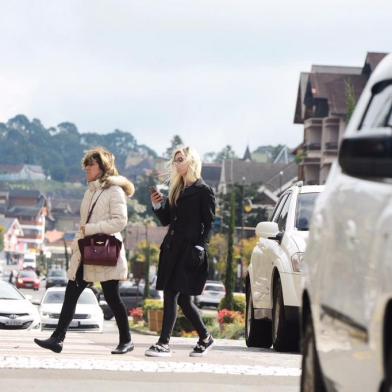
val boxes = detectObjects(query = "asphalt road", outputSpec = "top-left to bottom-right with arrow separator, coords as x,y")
3,285 -> 301,391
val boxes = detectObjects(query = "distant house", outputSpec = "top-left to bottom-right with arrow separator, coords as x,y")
201,163 -> 222,192
0,215 -> 24,264
49,198 -> 81,231
294,51 -> 388,185
5,190 -> 50,254
44,230 -> 75,268
0,164 -> 46,181
218,159 -> 291,194
257,161 -> 299,207
218,154 -> 298,216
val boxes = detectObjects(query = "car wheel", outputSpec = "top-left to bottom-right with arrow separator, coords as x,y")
272,278 -> 299,352
300,315 -> 326,392
245,278 -> 272,348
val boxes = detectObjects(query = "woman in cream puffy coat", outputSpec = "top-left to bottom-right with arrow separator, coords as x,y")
34,147 -> 135,355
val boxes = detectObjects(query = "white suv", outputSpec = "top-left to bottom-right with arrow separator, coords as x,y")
300,53 -> 392,391
245,182 -> 323,351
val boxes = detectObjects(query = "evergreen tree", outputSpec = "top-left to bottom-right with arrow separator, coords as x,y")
221,189 -> 235,310
214,145 -> 238,163
165,135 -> 184,158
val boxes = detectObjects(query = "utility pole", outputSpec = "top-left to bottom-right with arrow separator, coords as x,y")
223,189 -> 235,310
143,220 -> 151,299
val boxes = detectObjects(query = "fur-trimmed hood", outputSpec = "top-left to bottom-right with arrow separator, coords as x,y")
89,175 -> 135,197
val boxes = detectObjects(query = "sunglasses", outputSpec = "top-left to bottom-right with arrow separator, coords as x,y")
172,157 -> 186,165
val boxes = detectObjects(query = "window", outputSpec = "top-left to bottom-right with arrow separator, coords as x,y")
276,193 -> 292,231
44,290 -> 96,305
359,82 -> 392,130
271,194 -> 289,222
295,192 -> 319,231
0,282 -> 24,300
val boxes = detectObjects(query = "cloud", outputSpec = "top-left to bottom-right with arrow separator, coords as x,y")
0,0 -> 391,157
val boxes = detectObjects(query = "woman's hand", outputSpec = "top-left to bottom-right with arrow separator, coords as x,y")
80,225 -> 86,236
151,190 -> 164,205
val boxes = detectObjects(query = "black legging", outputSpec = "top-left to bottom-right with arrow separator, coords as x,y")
52,278 -> 131,344
158,289 -> 208,345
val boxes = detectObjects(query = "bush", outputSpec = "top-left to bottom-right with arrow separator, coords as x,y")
143,299 -> 163,312
218,293 -> 245,313
233,293 -> 246,313
219,321 -> 245,339
172,314 -> 219,337
217,309 -> 243,325
130,307 -> 144,322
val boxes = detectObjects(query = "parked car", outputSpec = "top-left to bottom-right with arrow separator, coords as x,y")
195,281 -> 225,308
300,53 -> 392,391
40,287 -> 103,332
245,182 -> 323,351
0,281 -> 40,329
16,269 -> 40,290
45,269 -> 68,289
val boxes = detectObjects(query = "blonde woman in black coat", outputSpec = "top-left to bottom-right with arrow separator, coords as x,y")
145,146 -> 216,357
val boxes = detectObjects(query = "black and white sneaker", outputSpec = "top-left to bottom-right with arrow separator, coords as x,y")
189,335 -> 215,357
145,343 -> 172,357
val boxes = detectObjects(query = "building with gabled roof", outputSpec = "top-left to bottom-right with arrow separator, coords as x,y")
0,164 -> 46,181
294,51 -> 388,184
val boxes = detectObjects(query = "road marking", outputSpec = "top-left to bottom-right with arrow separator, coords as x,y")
0,356 -> 300,376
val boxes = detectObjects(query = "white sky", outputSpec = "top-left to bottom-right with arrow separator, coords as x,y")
0,0 -> 390,157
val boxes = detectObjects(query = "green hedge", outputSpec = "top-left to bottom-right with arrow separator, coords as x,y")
218,293 -> 245,313
172,314 -> 217,336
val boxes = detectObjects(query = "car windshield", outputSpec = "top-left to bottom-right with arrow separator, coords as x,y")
204,285 -> 225,292
295,192 -> 319,231
48,270 -> 66,277
19,270 -> 36,278
43,289 -> 96,305
0,282 -> 24,300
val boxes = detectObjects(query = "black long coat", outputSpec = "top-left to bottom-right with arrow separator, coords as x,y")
153,179 -> 215,295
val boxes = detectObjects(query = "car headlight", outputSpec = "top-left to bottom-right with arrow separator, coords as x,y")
291,252 -> 304,272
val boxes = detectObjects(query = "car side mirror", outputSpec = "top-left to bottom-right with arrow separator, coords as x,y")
255,221 -> 280,239
339,132 -> 392,178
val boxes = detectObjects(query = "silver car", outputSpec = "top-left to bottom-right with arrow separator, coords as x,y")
0,281 -> 40,330
195,281 -> 225,308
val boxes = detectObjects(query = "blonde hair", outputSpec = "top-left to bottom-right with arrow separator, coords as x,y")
168,146 -> 202,206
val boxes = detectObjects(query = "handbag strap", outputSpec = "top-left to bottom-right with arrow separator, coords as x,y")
85,190 -> 105,224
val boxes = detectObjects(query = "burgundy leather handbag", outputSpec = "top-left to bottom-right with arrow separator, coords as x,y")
78,190 -> 122,267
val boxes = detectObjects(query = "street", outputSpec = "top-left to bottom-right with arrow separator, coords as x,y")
0,329 -> 300,391
0,292 -> 301,392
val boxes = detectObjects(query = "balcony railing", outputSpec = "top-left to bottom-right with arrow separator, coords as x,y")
305,143 -> 322,151
303,157 -> 321,165
324,142 -> 338,151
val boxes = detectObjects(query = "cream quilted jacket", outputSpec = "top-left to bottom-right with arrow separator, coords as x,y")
67,175 -> 134,283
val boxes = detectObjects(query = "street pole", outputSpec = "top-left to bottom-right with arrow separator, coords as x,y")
143,221 -> 150,299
